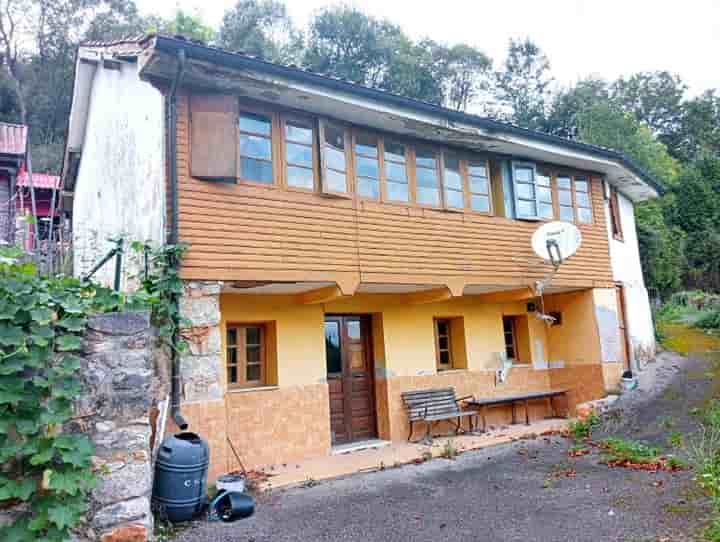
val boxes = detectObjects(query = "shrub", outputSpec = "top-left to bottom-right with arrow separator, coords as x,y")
601,437 -> 661,464
568,411 -> 601,441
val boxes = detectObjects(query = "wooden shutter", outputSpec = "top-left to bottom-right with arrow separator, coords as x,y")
190,94 -> 238,180
610,188 -> 624,240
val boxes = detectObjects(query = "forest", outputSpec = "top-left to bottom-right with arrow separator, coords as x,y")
1,0 -> 719,299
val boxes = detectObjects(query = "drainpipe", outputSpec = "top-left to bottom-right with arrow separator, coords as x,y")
168,48 -> 188,430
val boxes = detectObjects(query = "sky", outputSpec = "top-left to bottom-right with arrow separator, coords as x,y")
135,0 -> 720,96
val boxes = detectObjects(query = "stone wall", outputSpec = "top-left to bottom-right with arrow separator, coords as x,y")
74,312 -> 155,542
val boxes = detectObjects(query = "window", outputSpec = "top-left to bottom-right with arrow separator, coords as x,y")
537,169 -> 554,219
434,319 -> 453,370
557,175 -> 574,222
468,159 -> 491,213
320,121 -> 349,194
284,119 -> 315,190
502,316 -> 517,361
415,148 -> 440,206
226,324 -> 266,388
383,140 -> 409,202
238,112 -> 273,183
443,154 -> 464,209
512,162 -> 539,219
609,187 -> 624,240
355,132 -> 380,199
574,176 -> 593,223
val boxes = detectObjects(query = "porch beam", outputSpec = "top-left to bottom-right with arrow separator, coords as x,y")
405,287 -> 454,305
296,285 -> 345,305
474,287 -> 535,304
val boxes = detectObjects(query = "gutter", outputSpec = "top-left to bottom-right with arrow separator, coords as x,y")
167,48 -> 188,431
148,34 -> 666,197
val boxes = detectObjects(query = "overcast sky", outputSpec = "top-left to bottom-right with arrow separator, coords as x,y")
136,0 -> 720,96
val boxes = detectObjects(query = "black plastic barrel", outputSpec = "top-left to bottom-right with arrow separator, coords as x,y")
152,432 -> 209,522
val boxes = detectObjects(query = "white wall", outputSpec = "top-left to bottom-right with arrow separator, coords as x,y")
605,190 -> 656,368
72,60 -> 165,289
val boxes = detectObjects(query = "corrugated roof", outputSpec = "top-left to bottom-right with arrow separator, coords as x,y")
0,122 -> 27,156
17,171 -> 60,189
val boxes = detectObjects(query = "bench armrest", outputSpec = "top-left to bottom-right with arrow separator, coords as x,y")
456,395 -> 473,403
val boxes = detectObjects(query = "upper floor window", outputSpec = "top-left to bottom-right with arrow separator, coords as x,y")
384,140 -> 409,202
537,169 -> 554,219
284,118 -> 315,190
415,148 -> 441,206
468,159 -> 491,213
239,112 -> 273,183
443,154 -> 464,209
512,162 -> 539,219
557,175 -> 574,222
320,121 -> 349,194
355,132 -> 380,199
574,176 -> 593,223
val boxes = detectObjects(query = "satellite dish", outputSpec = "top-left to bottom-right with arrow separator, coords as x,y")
531,221 -> 582,267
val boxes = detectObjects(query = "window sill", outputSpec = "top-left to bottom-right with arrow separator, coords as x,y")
437,368 -> 468,374
227,385 -> 279,394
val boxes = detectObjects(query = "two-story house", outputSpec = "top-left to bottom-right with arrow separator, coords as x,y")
62,35 -> 661,480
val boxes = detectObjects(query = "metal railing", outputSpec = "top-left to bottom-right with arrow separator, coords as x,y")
81,238 -> 124,291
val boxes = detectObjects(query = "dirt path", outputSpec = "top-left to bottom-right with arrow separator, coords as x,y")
170,328 -> 716,542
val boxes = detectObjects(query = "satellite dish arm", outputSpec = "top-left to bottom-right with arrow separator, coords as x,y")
546,239 -> 562,270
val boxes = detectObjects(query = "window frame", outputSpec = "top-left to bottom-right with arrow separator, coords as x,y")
441,152 -> 465,212
466,155 -> 493,215
236,102 -> 279,187
319,119 -> 352,198
609,186 -> 624,241
353,130 -> 383,201
226,323 -> 267,389
381,138 -> 411,204
502,316 -> 518,362
555,173 -> 575,223
434,318 -> 454,371
511,160 -> 541,220
573,175 -> 594,225
413,146 -> 442,208
280,113 -> 320,193
535,167 -> 555,220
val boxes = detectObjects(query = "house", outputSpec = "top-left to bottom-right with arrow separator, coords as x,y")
0,122 -> 27,244
62,35 -> 661,481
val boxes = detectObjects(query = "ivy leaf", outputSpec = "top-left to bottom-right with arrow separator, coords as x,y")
46,469 -> 89,497
29,308 -> 54,325
0,356 -> 26,376
56,436 -> 93,468
47,501 -> 82,530
55,335 -> 82,352
56,317 -> 86,332
30,324 -> 54,346
58,297 -> 83,315
0,323 -> 25,347
0,476 -> 36,501
30,441 -> 55,465
0,299 -> 19,320
2,519 -> 38,541
16,417 -> 41,436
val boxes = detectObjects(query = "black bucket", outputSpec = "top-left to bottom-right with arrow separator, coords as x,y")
209,490 -> 255,522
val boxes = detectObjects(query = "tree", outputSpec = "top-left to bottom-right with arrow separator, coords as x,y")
0,0 -> 31,123
380,38 -> 445,104
218,0 -> 301,62
670,90 -> 720,161
494,38 -> 553,129
146,9 -> 215,43
544,78 -> 609,139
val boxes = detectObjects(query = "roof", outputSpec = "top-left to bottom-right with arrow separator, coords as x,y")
0,122 -> 27,156
140,34 -> 665,196
17,171 -> 60,189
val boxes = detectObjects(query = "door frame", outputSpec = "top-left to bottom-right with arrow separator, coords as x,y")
325,313 -> 378,444
615,283 -> 632,371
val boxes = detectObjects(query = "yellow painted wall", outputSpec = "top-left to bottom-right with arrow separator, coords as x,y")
544,290 -> 602,364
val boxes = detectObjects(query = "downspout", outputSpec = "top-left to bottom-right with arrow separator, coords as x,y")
168,48 -> 188,430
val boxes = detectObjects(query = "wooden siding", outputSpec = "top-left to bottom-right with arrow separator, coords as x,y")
175,92 -> 614,291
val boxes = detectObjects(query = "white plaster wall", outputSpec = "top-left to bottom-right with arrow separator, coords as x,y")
72,61 -> 165,290
605,190 -> 656,367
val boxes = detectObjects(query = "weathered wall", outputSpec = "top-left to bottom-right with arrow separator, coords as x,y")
72,60 -> 165,289
74,312 -> 155,542
605,191 -> 656,367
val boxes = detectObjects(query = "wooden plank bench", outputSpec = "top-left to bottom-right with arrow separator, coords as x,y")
465,389 -> 569,432
401,387 -> 476,442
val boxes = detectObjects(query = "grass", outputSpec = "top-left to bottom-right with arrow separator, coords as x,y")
667,431 -> 684,448
601,437 -> 661,465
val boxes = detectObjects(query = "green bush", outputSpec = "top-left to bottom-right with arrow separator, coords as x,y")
601,437 -> 661,464
696,309 -> 720,330
568,411 -> 601,441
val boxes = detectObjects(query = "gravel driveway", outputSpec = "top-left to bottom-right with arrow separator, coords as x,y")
172,346 -> 714,542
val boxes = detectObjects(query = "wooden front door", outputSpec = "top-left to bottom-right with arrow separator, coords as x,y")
325,315 -> 376,445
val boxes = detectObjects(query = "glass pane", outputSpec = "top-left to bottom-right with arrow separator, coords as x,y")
468,162 -> 487,177
514,167 -> 533,183
246,364 -> 261,382
416,166 -> 438,188
347,320 -> 361,340
385,162 -> 407,182
502,318 -> 513,334
324,124 -> 345,150
325,168 -> 347,193
240,134 -> 272,160
505,346 -> 515,359
576,192 -> 590,208
287,166 -> 314,189
516,182 -> 535,200
415,148 -> 436,168
537,173 -> 551,187
228,366 -> 237,383
285,122 -> 312,144
560,206 -> 575,222
325,321 -> 342,374
558,190 -> 573,206
355,133 -> 378,157
358,177 -> 380,199
517,199 -> 538,218
439,350 -> 450,365
356,156 -> 379,179
387,181 -> 409,202
384,141 -> 406,162
324,147 -> 346,172
239,113 -> 271,135
575,178 -> 589,192
240,157 -> 273,183
471,195 -> 490,212
439,336 -> 449,350
539,202 -> 554,219
246,345 -> 260,363
443,167 -> 462,190
246,326 -> 260,345
286,143 -> 312,166
227,328 -> 237,346
445,189 -> 464,209
227,348 -> 237,365
470,177 -> 488,195
577,207 -> 593,223
437,321 -> 448,335
538,186 -> 553,203
557,176 -> 572,189
417,187 -> 440,206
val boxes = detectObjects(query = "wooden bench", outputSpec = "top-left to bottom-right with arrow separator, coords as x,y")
402,387 -> 476,442
465,389 -> 568,432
